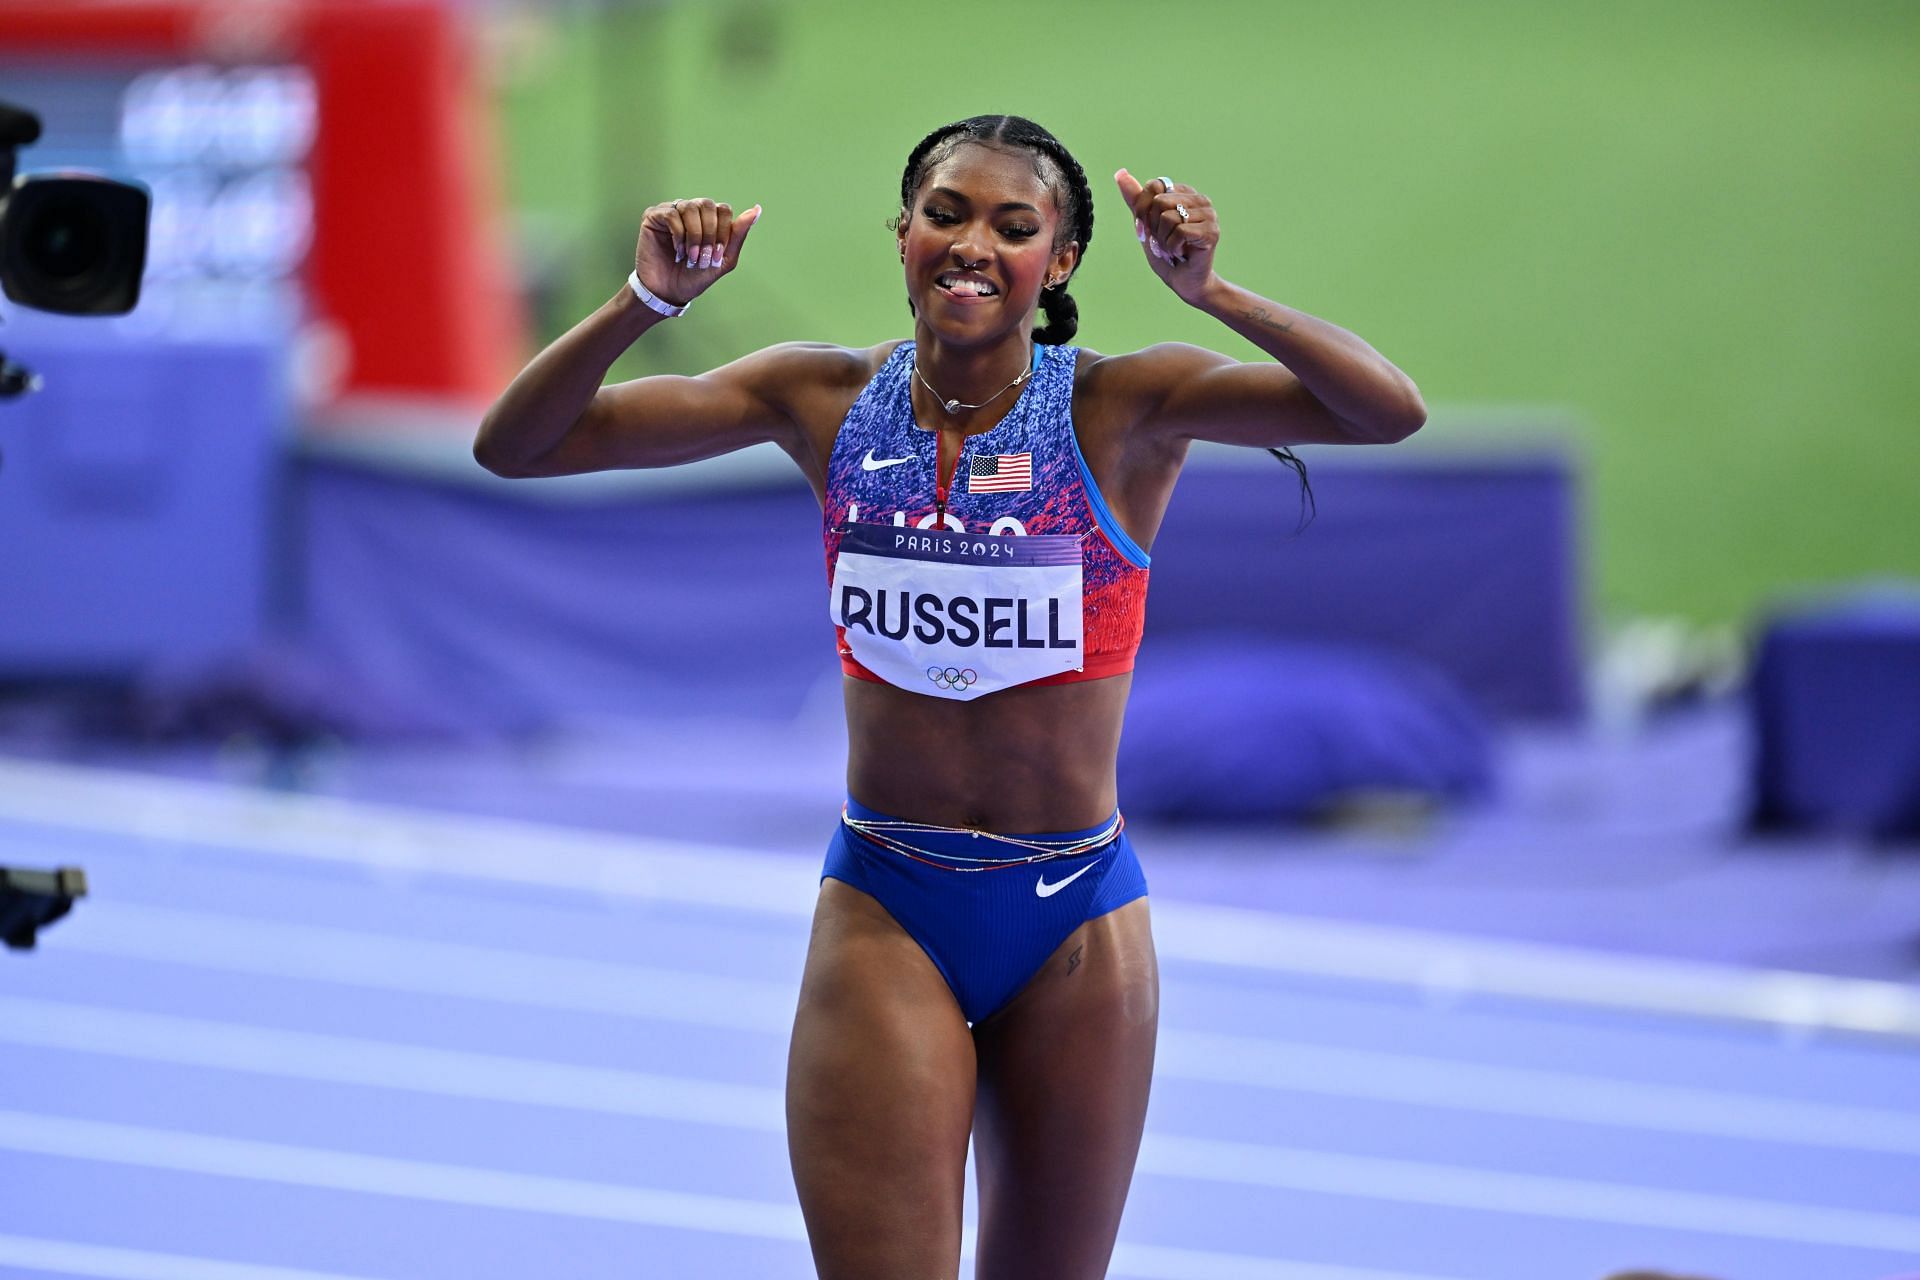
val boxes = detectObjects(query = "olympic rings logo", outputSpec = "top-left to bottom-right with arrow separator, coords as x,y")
927,666 -> 978,691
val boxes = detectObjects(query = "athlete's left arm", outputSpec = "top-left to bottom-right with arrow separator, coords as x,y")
1112,169 -> 1426,448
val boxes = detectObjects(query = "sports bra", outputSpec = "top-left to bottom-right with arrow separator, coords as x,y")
822,342 -> 1150,699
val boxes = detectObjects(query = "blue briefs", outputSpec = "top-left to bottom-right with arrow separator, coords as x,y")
821,796 -> 1149,1025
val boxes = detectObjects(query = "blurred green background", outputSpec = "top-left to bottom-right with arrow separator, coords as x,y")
488,0 -> 1918,630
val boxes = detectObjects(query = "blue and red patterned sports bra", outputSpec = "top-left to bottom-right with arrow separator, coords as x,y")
822,342 -> 1150,701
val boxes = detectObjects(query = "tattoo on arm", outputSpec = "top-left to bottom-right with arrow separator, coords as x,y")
1067,944 -> 1084,976
1247,306 -> 1294,334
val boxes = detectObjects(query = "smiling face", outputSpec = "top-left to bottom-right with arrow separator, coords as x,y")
897,142 -> 1079,346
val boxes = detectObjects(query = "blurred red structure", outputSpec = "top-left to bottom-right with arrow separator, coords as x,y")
1,0 -> 526,408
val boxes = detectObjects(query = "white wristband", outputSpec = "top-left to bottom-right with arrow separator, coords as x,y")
627,270 -> 689,318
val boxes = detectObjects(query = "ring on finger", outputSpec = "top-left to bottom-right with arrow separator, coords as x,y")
1155,175 -> 1175,192
1175,203 -> 1189,222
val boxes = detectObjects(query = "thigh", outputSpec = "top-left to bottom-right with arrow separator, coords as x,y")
787,877 -> 978,1280
970,897 -> 1159,1280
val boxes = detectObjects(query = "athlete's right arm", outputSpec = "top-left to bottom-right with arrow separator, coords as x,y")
474,198 -> 818,479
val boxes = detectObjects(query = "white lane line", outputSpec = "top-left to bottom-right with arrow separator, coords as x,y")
4,754 -> 1917,1039
1157,1026 -> 1920,1155
0,1235 -> 1481,1280
52,902 -> 799,1034
0,1119 -> 1488,1280
0,1110 -> 808,1241
0,756 -> 818,914
1143,1132 -> 1920,1255
1106,1244 -> 1482,1280
0,994 -> 787,1133
4,998 -> 1917,1250
1153,900 -> 1920,1041
0,1234 -> 392,1280
26,910 -> 1920,1154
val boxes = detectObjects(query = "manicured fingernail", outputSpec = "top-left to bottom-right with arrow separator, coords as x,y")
702,246 -> 715,268
674,247 -> 683,264
714,252 -> 725,268
1135,219 -> 1146,242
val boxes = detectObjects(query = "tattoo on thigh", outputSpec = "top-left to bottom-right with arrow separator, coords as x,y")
1067,944 -> 1084,976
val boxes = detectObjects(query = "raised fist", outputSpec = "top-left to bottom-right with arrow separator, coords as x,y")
633,198 -> 762,307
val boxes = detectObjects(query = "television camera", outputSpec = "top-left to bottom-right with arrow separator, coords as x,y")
0,96 -> 141,943
0,97 -> 152,399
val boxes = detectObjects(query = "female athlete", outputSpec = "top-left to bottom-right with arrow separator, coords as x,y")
475,114 -> 1424,1280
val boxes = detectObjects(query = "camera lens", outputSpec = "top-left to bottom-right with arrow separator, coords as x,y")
22,196 -> 108,281
0,173 -> 150,315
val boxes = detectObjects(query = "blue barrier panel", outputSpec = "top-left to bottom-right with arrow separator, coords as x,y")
285,435 -> 1583,733
0,333 -> 287,673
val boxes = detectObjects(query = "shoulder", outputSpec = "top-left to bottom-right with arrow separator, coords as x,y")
1069,342 -> 1234,440
718,340 -> 899,422
724,340 -> 904,465
723,340 -> 900,394
1072,342 -> 1234,403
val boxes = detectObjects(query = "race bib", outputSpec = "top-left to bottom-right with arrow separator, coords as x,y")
829,523 -> 1084,701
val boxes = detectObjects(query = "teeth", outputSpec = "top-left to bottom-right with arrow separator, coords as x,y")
939,275 -> 995,296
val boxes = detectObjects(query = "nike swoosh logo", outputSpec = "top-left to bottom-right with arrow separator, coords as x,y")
1035,858 -> 1101,898
861,449 -> 915,471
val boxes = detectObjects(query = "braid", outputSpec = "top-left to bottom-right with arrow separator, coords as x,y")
894,114 -> 1094,343
1036,286 -> 1080,346
1005,120 -> 1094,346
897,120 -> 972,215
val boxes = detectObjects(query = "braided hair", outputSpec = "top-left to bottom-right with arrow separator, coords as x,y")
894,114 -> 1093,345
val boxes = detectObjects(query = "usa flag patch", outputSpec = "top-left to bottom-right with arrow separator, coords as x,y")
967,452 -> 1033,493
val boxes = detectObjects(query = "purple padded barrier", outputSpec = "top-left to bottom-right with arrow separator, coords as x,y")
1117,636 -> 1495,822
1749,584 -> 1920,841
1146,448 -> 1585,721
0,330 -> 286,674
290,439 -> 1583,735
295,455 -> 831,733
